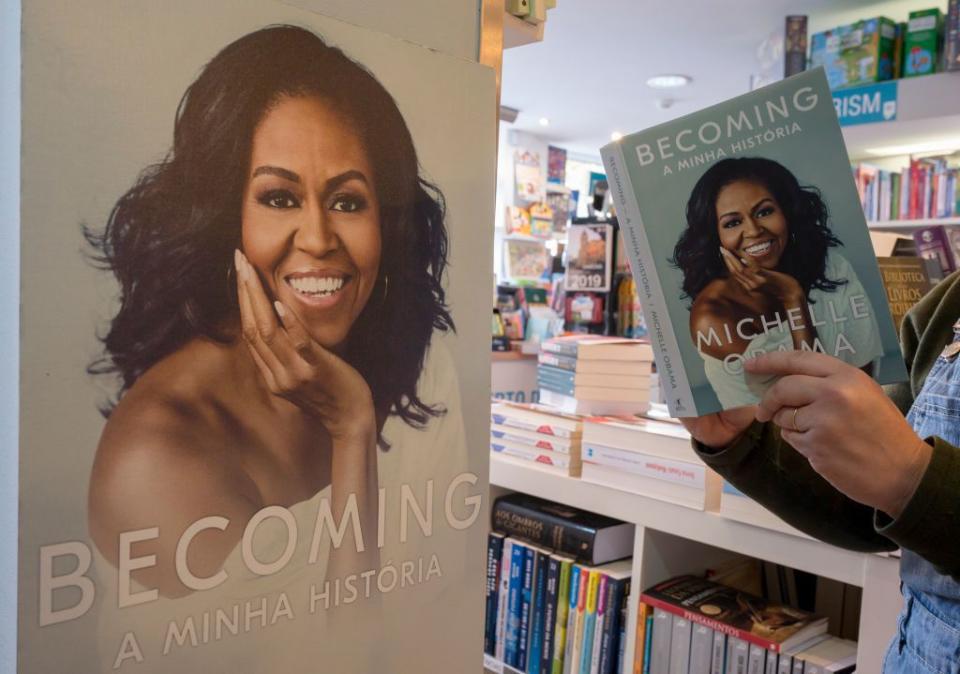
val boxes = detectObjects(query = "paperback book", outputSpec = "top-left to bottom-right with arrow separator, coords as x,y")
601,68 -> 906,416
641,575 -> 828,654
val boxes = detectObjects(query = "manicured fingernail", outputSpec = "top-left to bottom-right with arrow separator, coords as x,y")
274,301 -> 285,318
234,249 -> 242,277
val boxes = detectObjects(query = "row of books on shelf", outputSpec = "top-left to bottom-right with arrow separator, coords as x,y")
854,157 -> 960,222
635,576 -> 856,674
485,536 -> 633,674
486,493 -> 636,674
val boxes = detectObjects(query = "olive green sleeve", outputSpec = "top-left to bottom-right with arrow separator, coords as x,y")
694,423 -> 898,552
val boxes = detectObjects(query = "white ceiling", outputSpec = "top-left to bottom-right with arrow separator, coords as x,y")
501,0 -> 937,159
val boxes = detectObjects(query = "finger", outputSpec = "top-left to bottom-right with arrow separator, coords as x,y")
721,250 -> 756,291
771,404 -> 813,432
238,251 -> 281,346
744,350 -> 839,378
246,340 -> 280,392
238,270 -> 288,374
274,301 -> 317,365
755,374 -> 824,422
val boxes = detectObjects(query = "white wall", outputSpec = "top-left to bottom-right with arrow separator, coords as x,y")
1,1 -> 19,671
282,0 -> 482,61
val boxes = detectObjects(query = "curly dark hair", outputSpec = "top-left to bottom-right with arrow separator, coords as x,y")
87,25 -> 453,428
671,157 -> 845,303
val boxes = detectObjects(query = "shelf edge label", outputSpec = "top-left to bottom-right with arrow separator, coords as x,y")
833,80 -> 898,127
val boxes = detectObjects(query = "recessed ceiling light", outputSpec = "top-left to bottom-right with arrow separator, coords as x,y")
539,117 -> 550,127
646,74 -> 691,89
611,132 -> 623,141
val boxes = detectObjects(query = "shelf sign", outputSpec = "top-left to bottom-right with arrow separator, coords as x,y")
832,80 -> 898,127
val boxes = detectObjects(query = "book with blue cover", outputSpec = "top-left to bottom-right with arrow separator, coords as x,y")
601,68 -> 906,417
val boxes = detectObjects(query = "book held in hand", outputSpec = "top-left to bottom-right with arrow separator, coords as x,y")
601,68 -> 907,417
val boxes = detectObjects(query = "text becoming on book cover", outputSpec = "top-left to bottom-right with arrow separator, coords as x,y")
632,86 -> 819,177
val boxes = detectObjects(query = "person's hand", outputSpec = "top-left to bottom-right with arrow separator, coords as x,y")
720,247 -> 804,307
235,250 -> 376,443
747,350 -> 932,518
680,405 -> 757,450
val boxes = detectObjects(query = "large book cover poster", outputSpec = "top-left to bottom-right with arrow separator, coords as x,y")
603,69 -> 906,416
20,2 -> 495,672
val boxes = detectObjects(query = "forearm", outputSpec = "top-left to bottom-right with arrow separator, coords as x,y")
875,435 -> 960,577
328,428 -> 380,580
695,421 -> 897,552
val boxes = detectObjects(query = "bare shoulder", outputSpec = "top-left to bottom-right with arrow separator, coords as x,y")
89,380 -> 260,596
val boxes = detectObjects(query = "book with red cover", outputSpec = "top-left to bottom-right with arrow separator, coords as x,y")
640,575 -> 827,654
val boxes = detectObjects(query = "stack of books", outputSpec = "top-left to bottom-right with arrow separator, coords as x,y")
580,415 -> 720,511
634,575 -> 854,674
486,494 -> 636,674
538,335 -> 655,416
490,401 -> 583,477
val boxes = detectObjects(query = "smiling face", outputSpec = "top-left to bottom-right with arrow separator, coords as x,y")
715,179 -> 789,270
241,95 -> 381,350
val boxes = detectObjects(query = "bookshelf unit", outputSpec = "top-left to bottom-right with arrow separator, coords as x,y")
869,216 -> 960,232
487,439 -> 902,673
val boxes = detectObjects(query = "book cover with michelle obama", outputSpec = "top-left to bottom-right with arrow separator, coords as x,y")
17,1 -> 494,672
601,68 -> 907,417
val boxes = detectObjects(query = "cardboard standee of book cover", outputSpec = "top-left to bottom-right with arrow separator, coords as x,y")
20,2 -> 494,673
602,68 -> 906,417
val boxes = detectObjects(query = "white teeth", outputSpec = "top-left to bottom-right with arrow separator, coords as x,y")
287,276 -> 345,296
744,241 -> 773,255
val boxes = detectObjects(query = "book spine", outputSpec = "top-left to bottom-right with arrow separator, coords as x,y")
578,569 -> 600,674
583,442 -> 706,487
505,541 -> 528,667
539,364 -> 578,386
542,556 -> 562,674
492,499 -> 598,564
540,352 -> 579,371
648,608 -> 673,674
543,340 -> 581,357
777,654 -> 792,674
490,411 -> 576,438
588,573 -> 609,674
727,637 -> 750,674
496,538 -> 514,662
519,546 -> 538,670
553,558 -> 574,674
747,644 -> 767,674
689,624 -> 714,674
639,593 -> 782,653
563,566 -> 583,674
669,615 -> 692,674
538,374 -> 577,396
529,550 -> 551,674
643,613 -> 654,674
485,533 -> 505,655
947,0 -> 960,72
601,142 -> 695,416
598,576 -> 628,674
784,16 -> 807,77
765,652 -> 779,674
567,567 -> 590,674
710,631 -> 726,674
633,602 -> 651,674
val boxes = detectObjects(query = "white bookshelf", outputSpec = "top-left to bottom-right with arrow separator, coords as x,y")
868,216 -> 960,232
488,444 -> 902,674
842,72 -> 960,161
